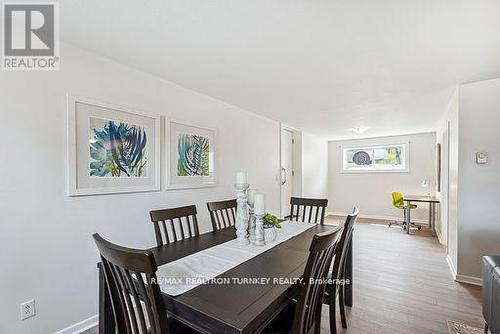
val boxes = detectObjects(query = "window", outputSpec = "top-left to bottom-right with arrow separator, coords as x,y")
342,143 -> 408,173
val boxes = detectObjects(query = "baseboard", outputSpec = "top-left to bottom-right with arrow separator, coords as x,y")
446,254 -> 458,280
456,274 -> 483,286
435,228 -> 444,245
327,211 -> 428,224
54,315 -> 98,334
444,255 -> 483,286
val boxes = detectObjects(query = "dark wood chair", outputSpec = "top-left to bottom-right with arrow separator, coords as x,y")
289,197 -> 328,224
149,205 -> 200,247
93,233 -> 197,334
324,207 -> 359,334
206,199 -> 237,230
264,227 -> 341,334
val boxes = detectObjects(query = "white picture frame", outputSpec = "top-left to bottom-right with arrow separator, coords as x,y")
67,95 -> 161,196
166,119 -> 216,190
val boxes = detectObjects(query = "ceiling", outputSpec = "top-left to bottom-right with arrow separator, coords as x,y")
58,0 -> 500,139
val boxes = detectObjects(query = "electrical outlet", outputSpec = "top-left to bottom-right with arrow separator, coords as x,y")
20,299 -> 35,320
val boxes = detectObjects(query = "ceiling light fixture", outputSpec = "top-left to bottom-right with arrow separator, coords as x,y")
352,127 -> 369,134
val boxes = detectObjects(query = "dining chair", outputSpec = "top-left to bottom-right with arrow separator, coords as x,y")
206,199 -> 237,230
264,227 -> 341,334
289,197 -> 328,224
92,233 -> 197,334
323,207 -> 359,334
149,205 -> 200,247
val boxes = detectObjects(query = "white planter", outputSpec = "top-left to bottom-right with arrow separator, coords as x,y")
264,224 -> 277,243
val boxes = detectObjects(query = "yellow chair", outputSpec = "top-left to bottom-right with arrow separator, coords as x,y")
389,192 -> 421,231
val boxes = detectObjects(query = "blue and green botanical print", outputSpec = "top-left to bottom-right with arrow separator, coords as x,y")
89,117 -> 148,177
177,134 -> 209,176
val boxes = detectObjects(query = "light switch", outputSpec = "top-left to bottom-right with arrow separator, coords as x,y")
476,152 -> 488,164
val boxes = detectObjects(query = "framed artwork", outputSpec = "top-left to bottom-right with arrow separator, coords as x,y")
67,96 -> 161,196
166,119 -> 216,189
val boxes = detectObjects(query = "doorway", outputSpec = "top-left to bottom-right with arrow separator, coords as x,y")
441,122 -> 450,246
280,126 -> 301,217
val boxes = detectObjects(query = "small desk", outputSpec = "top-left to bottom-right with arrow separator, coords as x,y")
403,195 -> 440,235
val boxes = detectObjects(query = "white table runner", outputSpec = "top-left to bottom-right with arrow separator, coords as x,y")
156,220 -> 314,296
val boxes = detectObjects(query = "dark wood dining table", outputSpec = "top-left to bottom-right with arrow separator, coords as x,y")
98,223 -> 353,334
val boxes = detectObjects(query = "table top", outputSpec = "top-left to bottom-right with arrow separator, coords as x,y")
403,195 -> 440,203
148,223 -> 339,334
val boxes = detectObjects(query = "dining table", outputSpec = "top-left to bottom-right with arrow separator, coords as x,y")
98,221 -> 353,334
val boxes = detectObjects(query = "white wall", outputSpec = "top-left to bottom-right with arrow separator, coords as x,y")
301,132 -> 328,198
457,78 -> 500,279
436,88 -> 459,265
0,43 -> 281,334
328,133 -> 437,221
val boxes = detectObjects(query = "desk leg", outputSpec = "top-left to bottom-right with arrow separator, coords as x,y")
344,232 -> 353,307
99,263 -> 115,334
428,203 -> 432,229
430,202 -> 436,236
406,206 -> 411,235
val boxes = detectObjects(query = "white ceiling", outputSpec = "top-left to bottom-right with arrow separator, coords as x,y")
58,0 -> 500,139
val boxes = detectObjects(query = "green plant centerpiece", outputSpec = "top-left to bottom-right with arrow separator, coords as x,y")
263,213 -> 282,229
263,213 -> 280,243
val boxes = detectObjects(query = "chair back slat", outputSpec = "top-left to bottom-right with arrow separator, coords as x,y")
193,215 -> 200,235
149,205 -> 200,246
93,234 -> 170,334
185,217 -> 193,238
136,271 -> 155,332
331,207 -> 359,284
293,228 -> 341,334
289,197 -> 328,224
207,199 -> 237,230
101,259 -> 130,334
123,269 -> 148,333
116,266 -> 140,333
178,218 -> 186,239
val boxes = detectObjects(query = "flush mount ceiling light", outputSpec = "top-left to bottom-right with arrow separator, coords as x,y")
351,127 -> 369,134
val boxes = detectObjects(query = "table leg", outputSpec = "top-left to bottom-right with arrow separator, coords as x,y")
430,202 -> 436,236
344,232 -> 353,307
428,203 -> 432,229
98,263 -> 115,334
406,205 -> 411,235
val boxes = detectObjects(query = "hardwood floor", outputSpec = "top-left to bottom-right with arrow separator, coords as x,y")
84,216 -> 483,334
321,216 -> 483,334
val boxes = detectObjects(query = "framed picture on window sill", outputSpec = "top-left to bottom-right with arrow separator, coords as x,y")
340,142 -> 409,174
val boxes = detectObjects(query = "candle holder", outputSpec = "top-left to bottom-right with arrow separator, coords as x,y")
234,183 -> 250,246
248,205 -> 256,242
254,213 -> 265,246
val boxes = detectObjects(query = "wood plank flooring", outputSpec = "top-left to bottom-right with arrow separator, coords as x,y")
320,216 -> 483,334
84,216 -> 483,334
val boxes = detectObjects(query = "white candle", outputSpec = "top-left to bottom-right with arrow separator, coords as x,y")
248,189 -> 258,206
236,171 -> 247,185
254,193 -> 266,215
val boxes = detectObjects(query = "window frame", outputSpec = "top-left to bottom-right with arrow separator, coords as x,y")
340,142 -> 410,174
